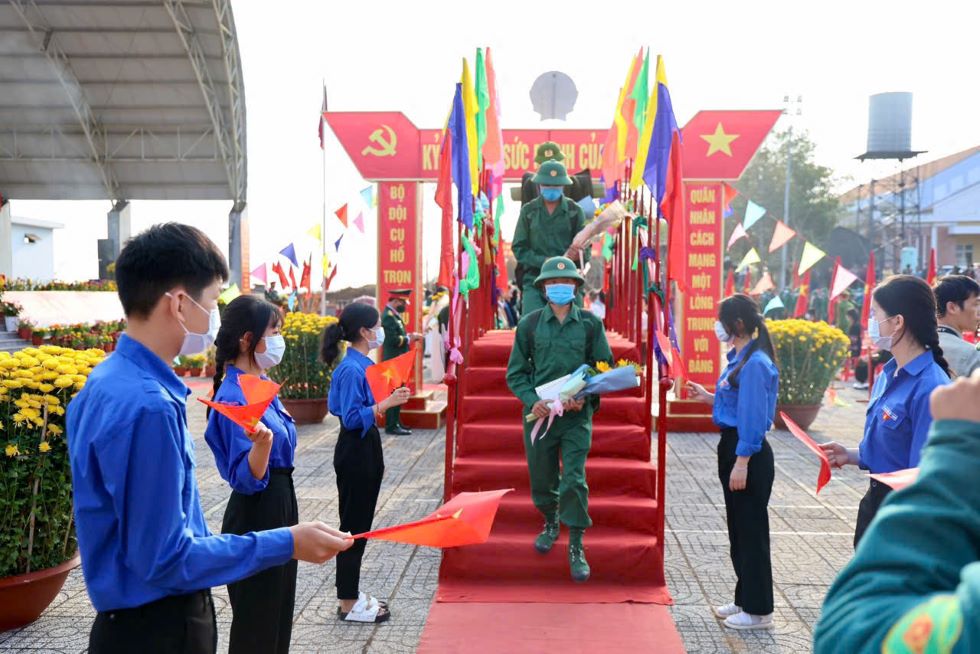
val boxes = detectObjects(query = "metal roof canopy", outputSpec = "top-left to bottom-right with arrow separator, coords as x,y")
0,0 -> 246,203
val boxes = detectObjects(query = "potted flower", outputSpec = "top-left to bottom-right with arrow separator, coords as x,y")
0,345 -> 107,630
204,346 -> 217,378
186,354 -> 206,377
267,312 -> 340,424
768,319 -> 850,430
1,301 -> 22,332
16,320 -> 34,342
30,328 -> 48,347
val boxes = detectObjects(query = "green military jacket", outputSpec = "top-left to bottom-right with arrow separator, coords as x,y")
505,305 -> 613,411
381,305 -> 409,360
814,419 -> 980,653
511,196 -> 589,281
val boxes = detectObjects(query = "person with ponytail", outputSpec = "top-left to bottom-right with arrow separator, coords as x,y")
819,275 -> 951,548
204,295 -> 300,653
323,302 -> 410,624
687,293 -> 779,631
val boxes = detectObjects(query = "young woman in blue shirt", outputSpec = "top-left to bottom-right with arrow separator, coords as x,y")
687,294 -> 780,631
204,295 -> 297,653
322,302 -> 410,624
819,275 -> 951,547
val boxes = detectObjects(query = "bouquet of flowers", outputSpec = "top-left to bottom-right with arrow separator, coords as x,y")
526,360 -> 642,443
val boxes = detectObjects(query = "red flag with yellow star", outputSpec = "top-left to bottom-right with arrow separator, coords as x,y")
795,270 -> 811,318
199,374 -> 280,433
365,347 -> 418,403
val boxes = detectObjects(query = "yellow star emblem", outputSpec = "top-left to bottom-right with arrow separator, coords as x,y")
700,123 -> 740,157
381,368 -> 395,384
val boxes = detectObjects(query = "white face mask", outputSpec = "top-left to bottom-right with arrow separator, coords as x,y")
714,320 -> 733,343
167,292 -> 221,355
868,315 -> 896,350
254,334 -> 286,370
367,326 -> 385,350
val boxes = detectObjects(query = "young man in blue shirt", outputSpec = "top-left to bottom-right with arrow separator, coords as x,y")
68,223 -> 351,653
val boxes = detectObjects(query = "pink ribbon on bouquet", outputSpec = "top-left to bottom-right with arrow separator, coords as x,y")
530,401 -> 565,445
449,283 -> 464,365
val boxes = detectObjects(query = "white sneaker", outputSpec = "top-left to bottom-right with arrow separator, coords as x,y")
713,602 -> 741,619
853,382 -> 869,390
724,611 -> 774,630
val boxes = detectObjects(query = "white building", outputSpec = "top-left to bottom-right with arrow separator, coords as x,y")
0,208 -> 64,281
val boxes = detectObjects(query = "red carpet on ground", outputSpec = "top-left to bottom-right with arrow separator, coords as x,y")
436,330 -> 671,605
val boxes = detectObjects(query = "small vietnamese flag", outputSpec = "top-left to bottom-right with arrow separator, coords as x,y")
780,411 -> 833,494
353,489 -> 513,547
869,467 -> 919,491
926,248 -> 937,285
365,348 -> 418,403
200,375 -> 280,433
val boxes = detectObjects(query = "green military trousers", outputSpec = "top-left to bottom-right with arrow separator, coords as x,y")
521,282 -> 584,317
523,410 -> 593,529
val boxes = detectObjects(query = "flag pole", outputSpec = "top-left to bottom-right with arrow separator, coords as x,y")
319,80 -> 328,315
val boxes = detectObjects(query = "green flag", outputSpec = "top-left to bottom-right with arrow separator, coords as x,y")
493,194 -> 505,247
602,233 -> 614,261
630,51 -> 650,136
475,48 -> 489,164
460,234 -> 481,297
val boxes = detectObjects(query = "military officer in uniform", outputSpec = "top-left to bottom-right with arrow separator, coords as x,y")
381,289 -> 421,436
512,160 -> 589,315
506,256 -> 613,583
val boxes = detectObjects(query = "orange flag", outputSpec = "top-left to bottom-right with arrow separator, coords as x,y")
353,489 -> 513,547
869,467 -> 919,491
780,411 -> 832,494
199,374 -> 280,433
335,204 -> 348,228
365,347 -> 418,403
768,220 -> 796,253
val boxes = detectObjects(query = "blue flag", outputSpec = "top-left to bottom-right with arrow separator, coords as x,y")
287,292 -> 297,311
763,295 -> 785,315
448,83 -> 474,230
577,195 -> 597,216
279,243 -> 299,268
642,78 -> 679,206
360,185 -> 373,207
334,234 -> 344,252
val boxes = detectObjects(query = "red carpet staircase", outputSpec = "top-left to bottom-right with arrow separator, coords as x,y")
437,330 -> 669,604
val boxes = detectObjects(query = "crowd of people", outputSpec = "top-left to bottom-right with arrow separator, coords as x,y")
61,145 -> 980,653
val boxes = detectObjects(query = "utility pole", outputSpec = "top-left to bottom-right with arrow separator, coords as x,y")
780,95 -> 802,289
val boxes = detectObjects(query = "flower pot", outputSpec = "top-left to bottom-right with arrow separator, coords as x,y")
189,367 -> 204,378
173,366 -> 188,377
281,397 -> 328,425
31,335 -> 44,346
17,328 -> 31,340
0,555 -> 80,632
4,316 -> 18,332
204,365 -> 216,378
774,404 -> 823,431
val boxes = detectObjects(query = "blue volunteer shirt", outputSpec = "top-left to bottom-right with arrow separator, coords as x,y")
712,341 -> 780,456
204,365 -> 297,495
859,350 -> 949,473
67,334 -> 294,612
327,348 -> 377,437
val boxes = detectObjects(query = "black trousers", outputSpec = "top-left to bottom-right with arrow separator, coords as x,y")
853,479 -> 892,549
718,428 -> 775,615
89,590 -> 216,654
334,424 -> 385,600
221,469 -> 299,654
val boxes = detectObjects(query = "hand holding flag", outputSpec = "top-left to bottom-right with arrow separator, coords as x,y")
365,348 -> 418,403
199,374 -> 281,434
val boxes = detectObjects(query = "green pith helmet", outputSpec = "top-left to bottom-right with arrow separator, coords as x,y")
534,256 -> 585,286
534,141 -> 565,164
531,160 -> 573,186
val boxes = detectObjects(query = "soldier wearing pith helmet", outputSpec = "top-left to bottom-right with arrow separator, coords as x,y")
506,256 -> 613,583
511,161 -> 589,315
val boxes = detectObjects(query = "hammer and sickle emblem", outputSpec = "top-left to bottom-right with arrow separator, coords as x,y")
361,124 -> 397,157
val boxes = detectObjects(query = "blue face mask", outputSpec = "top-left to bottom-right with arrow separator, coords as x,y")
540,187 -> 563,202
545,283 -> 576,305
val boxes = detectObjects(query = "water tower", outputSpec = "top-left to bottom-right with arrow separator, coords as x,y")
855,92 -> 926,270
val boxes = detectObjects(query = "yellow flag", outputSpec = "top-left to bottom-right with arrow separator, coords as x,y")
630,55 -> 664,190
322,253 -> 330,273
798,241 -> 827,276
218,283 -> 241,304
613,55 -> 639,162
461,58 -> 480,195
307,223 -> 322,242
735,248 -> 761,272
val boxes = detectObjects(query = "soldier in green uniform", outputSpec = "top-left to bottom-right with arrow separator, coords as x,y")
512,160 -> 589,316
506,256 -> 613,582
381,289 -> 421,436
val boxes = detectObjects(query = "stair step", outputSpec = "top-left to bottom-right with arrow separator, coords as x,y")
494,494 -> 659,534
460,366 -> 644,399
456,421 -> 650,460
468,334 -> 640,367
655,414 -> 717,432
459,395 -> 647,427
452,455 -> 657,499
439,529 -> 663,584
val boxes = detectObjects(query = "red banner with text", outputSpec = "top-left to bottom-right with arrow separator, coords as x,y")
376,181 -> 423,390
680,182 -> 724,390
